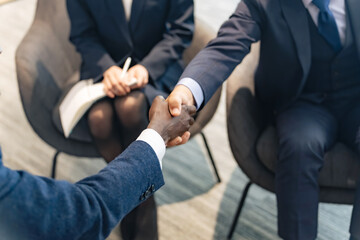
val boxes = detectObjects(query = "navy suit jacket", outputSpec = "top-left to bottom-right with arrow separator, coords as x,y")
0,141 -> 164,240
67,0 -> 194,84
180,0 -> 360,112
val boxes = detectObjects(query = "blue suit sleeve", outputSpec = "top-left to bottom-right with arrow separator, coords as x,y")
179,0 -> 262,105
0,141 -> 164,240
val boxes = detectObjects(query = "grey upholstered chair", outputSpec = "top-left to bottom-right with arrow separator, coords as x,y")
226,42 -> 360,239
16,0 -> 222,182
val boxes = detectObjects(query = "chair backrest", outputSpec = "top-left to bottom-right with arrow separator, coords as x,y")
16,0 -> 98,157
15,0 -> 220,157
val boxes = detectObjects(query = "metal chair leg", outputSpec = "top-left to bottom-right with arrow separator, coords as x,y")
200,131 -> 221,183
51,151 -> 60,179
227,181 -> 253,240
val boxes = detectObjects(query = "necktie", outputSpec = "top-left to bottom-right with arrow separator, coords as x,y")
312,0 -> 342,52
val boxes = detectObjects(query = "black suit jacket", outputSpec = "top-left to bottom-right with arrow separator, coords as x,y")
180,0 -> 360,111
67,0 -> 194,83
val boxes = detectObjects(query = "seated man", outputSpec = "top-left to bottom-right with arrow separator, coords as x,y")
0,95 -> 196,240
167,0 -> 360,239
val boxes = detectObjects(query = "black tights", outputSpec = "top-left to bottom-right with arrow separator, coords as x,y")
87,91 -> 149,163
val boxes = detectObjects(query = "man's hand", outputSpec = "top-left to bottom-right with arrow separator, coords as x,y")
126,64 -> 149,89
166,85 -> 195,117
102,66 -> 131,98
148,96 -> 196,146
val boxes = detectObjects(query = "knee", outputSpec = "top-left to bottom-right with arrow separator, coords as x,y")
280,125 -> 328,154
277,129 -> 326,170
114,92 -> 148,128
282,133 -> 324,155
88,103 -> 114,139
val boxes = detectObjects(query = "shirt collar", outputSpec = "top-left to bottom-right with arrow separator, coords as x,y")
302,0 -> 313,9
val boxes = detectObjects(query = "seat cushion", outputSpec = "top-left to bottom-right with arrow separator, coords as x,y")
257,126 -> 360,189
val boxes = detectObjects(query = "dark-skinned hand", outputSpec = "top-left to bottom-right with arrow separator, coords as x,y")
148,96 -> 196,146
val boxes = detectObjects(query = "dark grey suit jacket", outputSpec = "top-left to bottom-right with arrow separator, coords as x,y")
180,0 -> 360,111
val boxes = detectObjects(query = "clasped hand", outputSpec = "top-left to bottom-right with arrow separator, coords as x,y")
148,96 -> 196,147
103,64 -> 149,98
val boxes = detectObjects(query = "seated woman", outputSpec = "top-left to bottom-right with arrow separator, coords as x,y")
66,0 -> 194,239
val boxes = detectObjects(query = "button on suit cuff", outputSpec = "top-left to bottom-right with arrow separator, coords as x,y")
136,129 -> 165,168
177,78 -> 204,110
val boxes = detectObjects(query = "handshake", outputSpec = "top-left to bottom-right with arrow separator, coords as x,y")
147,96 -> 196,147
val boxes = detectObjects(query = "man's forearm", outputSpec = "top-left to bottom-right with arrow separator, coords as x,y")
0,140 -> 164,240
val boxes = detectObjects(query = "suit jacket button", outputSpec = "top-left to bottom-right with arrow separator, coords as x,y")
144,190 -> 151,198
151,184 -> 155,192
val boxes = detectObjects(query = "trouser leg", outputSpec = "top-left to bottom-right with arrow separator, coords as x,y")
337,103 -> 360,240
350,182 -> 360,240
275,101 -> 337,240
121,195 -> 158,240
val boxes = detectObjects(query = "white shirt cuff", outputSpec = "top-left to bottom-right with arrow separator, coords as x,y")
177,78 -> 204,110
136,128 -> 165,169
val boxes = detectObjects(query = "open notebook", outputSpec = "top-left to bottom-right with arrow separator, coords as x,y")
59,57 -> 136,138
59,79 -> 106,138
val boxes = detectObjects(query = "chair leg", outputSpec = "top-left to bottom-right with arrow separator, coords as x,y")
200,131 -> 221,183
51,151 -> 60,179
227,181 -> 253,240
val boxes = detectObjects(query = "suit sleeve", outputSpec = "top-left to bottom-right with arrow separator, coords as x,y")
139,0 -> 194,81
66,0 -> 116,79
180,0 -> 263,106
0,141 -> 164,240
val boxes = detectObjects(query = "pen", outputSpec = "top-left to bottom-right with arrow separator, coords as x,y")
120,57 -> 132,80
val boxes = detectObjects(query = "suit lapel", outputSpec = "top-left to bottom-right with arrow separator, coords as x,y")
129,0 -> 146,33
280,0 -> 311,82
346,0 -> 360,58
105,0 -> 132,43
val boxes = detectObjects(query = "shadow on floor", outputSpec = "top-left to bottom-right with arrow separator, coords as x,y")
213,168 -> 279,240
156,138 -> 217,206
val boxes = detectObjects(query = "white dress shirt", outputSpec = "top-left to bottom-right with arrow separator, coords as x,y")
122,0 -> 132,21
137,129 -> 166,169
178,0 -> 347,109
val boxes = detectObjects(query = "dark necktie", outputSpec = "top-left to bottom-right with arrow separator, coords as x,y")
312,0 -> 342,52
